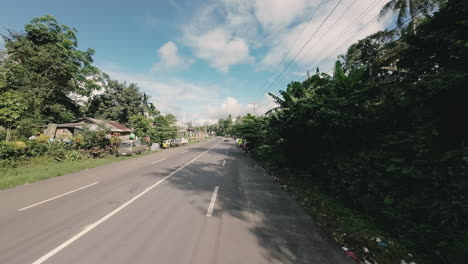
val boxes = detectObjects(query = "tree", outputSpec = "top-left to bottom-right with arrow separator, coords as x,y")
229,114 -> 268,147
379,0 -> 441,34
153,113 -> 176,127
128,115 -> 152,137
342,30 -> 398,77
88,80 -> 146,125
1,15 -> 102,122
0,91 -> 27,141
142,93 -> 159,118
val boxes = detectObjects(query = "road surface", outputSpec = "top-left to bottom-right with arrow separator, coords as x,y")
0,138 -> 352,264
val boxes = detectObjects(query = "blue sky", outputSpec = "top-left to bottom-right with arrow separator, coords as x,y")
0,0 -> 392,124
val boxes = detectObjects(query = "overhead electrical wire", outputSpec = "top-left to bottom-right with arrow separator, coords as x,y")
260,0 -> 442,115
311,0 -> 441,75
254,0 -> 346,102
251,0 -> 326,101
264,0 -> 385,94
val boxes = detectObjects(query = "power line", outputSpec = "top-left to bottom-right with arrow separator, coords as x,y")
266,0 -> 384,93
253,0 -> 441,116
251,0 -> 326,101
255,0 -> 346,102
313,15 -> 381,71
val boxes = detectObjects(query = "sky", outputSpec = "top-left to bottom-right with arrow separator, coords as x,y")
0,0 -> 394,125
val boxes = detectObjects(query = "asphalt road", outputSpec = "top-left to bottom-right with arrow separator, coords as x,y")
0,138 -> 352,264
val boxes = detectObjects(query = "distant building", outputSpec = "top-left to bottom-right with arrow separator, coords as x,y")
44,117 -> 132,140
172,121 -> 206,139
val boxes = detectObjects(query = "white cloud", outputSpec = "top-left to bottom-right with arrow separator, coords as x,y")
181,0 -> 392,77
184,28 -> 253,72
254,0 -> 316,33
101,68 -> 220,121
259,0 -> 391,73
100,64 -> 278,125
151,41 -> 192,71
197,93 -> 277,124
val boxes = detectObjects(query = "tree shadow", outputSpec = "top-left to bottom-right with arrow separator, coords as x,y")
143,143 -> 351,264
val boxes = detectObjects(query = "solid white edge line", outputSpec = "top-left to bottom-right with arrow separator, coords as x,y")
206,186 -> 219,217
151,158 -> 166,164
32,142 -> 220,264
19,182 -> 99,211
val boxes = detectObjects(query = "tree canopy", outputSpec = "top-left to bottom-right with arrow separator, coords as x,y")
217,1 -> 468,262
0,15 -> 178,141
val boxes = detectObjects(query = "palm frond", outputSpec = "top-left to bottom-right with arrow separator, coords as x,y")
379,0 -> 398,19
268,92 -> 284,105
265,107 -> 281,115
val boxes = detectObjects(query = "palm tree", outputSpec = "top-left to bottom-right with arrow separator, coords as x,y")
142,93 -> 159,118
379,0 -> 437,34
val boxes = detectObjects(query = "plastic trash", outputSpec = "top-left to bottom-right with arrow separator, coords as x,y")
342,247 -> 349,251
377,242 -> 388,247
401,260 -> 408,264
363,247 -> 370,253
345,251 -> 357,260
375,237 -> 382,242
364,260 -> 372,264
150,143 -> 160,151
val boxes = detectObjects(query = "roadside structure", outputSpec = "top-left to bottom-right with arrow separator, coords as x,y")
43,117 -> 132,140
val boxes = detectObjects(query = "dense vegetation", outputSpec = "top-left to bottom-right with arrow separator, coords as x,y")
215,1 -> 467,263
0,15 -> 177,143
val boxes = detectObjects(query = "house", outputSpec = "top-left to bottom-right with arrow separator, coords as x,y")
44,117 -> 133,140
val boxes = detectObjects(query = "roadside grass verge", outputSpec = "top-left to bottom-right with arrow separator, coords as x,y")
0,137 -> 214,190
0,152 -> 152,190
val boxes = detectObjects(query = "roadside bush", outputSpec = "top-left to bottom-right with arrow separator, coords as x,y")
15,118 -> 43,139
36,134 -> 50,144
26,140 -> 49,156
46,142 -> 71,162
72,134 -> 85,148
0,141 -> 27,160
88,146 -> 112,158
79,130 -> 111,149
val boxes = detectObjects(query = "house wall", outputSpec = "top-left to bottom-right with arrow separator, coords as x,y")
55,128 -> 73,138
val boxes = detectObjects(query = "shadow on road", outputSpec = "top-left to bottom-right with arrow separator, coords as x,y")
145,142 -> 350,264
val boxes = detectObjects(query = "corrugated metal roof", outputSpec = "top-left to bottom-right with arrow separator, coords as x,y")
55,117 -> 131,133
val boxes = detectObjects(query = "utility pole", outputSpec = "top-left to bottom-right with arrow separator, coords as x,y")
249,102 -> 257,115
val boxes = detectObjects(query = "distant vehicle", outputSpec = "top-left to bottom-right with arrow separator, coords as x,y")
180,138 -> 189,145
224,137 -> 229,142
172,138 -> 181,147
117,140 -> 146,156
162,140 -> 171,148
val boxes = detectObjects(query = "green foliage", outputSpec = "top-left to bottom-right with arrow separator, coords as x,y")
214,114 -> 233,136
379,0 -> 442,32
128,115 -> 152,137
149,113 -> 178,143
0,129 -> 117,163
87,80 -> 147,125
218,2 -> 467,262
151,125 -> 177,143
153,113 -> 176,127
1,15 -> 103,123
230,114 -> 268,147
0,91 -> 28,131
